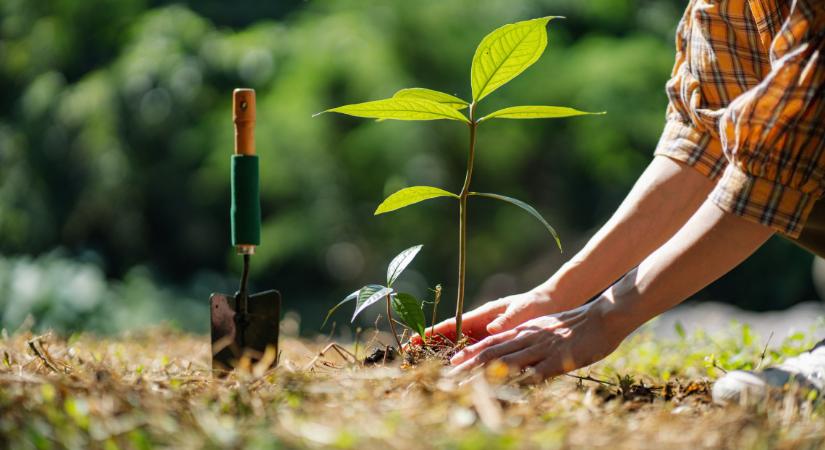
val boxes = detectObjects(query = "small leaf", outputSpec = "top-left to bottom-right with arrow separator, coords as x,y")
478,106 -> 605,122
391,293 -> 427,338
387,245 -> 423,287
316,98 -> 469,122
470,192 -> 562,251
674,321 -> 687,340
470,16 -> 562,102
352,284 -> 393,322
322,289 -> 359,328
393,88 -> 469,110
375,186 -> 458,215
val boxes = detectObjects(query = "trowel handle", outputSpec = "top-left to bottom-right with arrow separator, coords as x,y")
231,89 -> 261,254
233,89 -> 256,155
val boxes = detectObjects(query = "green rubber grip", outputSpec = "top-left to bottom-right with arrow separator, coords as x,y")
231,155 -> 261,246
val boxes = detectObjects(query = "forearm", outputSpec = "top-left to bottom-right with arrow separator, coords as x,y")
604,199 -> 774,334
451,200 -> 773,377
535,155 -> 714,309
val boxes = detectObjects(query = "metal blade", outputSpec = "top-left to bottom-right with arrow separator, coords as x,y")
210,289 -> 281,373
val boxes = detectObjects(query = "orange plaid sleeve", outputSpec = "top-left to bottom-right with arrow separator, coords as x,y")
655,0 -> 825,238
712,0 -> 825,238
654,0 -> 766,182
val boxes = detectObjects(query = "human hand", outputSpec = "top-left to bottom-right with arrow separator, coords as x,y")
448,298 -> 626,381
410,289 -> 559,346
409,297 -> 508,346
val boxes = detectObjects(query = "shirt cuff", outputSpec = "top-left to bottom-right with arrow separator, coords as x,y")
710,164 -> 821,238
653,120 -> 727,181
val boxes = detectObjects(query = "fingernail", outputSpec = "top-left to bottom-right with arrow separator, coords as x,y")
450,352 -> 464,364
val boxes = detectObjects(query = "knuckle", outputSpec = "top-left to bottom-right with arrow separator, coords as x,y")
516,328 -> 538,339
477,348 -> 496,362
478,336 -> 496,348
499,355 -> 518,367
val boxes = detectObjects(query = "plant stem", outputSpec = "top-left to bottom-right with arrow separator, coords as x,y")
429,284 -> 441,344
455,103 -> 478,341
386,295 -> 403,354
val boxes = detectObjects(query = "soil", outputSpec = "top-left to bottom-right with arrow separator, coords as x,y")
3,326 -> 825,449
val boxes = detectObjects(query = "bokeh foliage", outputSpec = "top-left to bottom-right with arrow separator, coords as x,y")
0,0 -> 817,333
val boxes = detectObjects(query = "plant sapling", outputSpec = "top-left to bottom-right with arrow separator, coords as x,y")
323,245 -> 428,353
317,17 -> 604,342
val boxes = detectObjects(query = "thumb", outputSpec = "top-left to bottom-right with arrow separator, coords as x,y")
486,302 -> 526,334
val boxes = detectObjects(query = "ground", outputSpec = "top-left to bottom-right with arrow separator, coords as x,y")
2,320 -> 825,450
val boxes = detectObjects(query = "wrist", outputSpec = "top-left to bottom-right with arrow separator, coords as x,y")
589,295 -> 633,341
594,270 -> 653,337
526,285 -> 551,303
532,265 -> 582,311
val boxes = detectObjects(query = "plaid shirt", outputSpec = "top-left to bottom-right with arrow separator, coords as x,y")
654,0 -> 825,238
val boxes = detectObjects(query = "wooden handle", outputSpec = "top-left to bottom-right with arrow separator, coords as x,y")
233,88 -> 256,156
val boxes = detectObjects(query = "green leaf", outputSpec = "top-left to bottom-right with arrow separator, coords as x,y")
470,192 -> 562,251
478,105 -> 605,122
316,98 -> 469,122
322,289 -> 359,329
393,88 -> 469,110
470,16 -> 562,102
387,244 -> 423,287
375,186 -> 458,215
391,293 -> 427,338
674,321 -> 686,340
352,284 -> 393,322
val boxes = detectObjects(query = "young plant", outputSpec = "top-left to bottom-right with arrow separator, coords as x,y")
323,245 -> 428,352
317,17 -> 604,341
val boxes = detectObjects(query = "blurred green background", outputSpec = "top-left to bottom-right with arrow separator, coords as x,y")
0,0 -> 819,335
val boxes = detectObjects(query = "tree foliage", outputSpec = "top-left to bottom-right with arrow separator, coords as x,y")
0,0 -> 815,333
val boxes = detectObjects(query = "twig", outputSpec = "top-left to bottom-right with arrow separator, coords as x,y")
325,321 -> 337,342
330,343 -> 357,362
435,332 -> 456,347
756,331 -> 775,370
353,327 -> 362,360
711,358 -> 728,374
565,373 -> 616,386
429,284 -> 442,344
368,315 -> 383,348
303,343 -> 358,371
382,345 -> 392,365
27,335 -> 62,374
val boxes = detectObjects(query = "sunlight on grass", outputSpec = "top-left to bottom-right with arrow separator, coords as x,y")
2,322 -> 825,449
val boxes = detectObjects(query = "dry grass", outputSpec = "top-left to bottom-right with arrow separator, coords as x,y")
2,325 -> 825,450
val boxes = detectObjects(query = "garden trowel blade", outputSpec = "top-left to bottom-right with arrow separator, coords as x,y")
210,289 -> 281,372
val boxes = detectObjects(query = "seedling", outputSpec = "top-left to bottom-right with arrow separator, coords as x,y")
323,245 -> 428,352
317,17 -> 604,341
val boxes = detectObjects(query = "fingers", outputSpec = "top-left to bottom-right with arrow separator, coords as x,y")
486,300 -> 531,334
449,338 -> 532,374
514,313 -> 566,333
449,329 -> 520,365
410,299 -> 509,346
525,343 -> 591,383
525,358 -> 565,383
497,344 -> 547,369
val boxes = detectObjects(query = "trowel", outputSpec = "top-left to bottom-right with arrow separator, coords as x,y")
210,88 -> 281,373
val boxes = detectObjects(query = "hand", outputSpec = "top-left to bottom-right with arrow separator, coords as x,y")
409,297 -> 508,346
448,298 -> 627,381
410,289 -> 560,346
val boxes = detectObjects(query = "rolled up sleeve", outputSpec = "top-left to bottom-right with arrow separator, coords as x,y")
653,0 -> 735,182
711,0 -> 825,238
